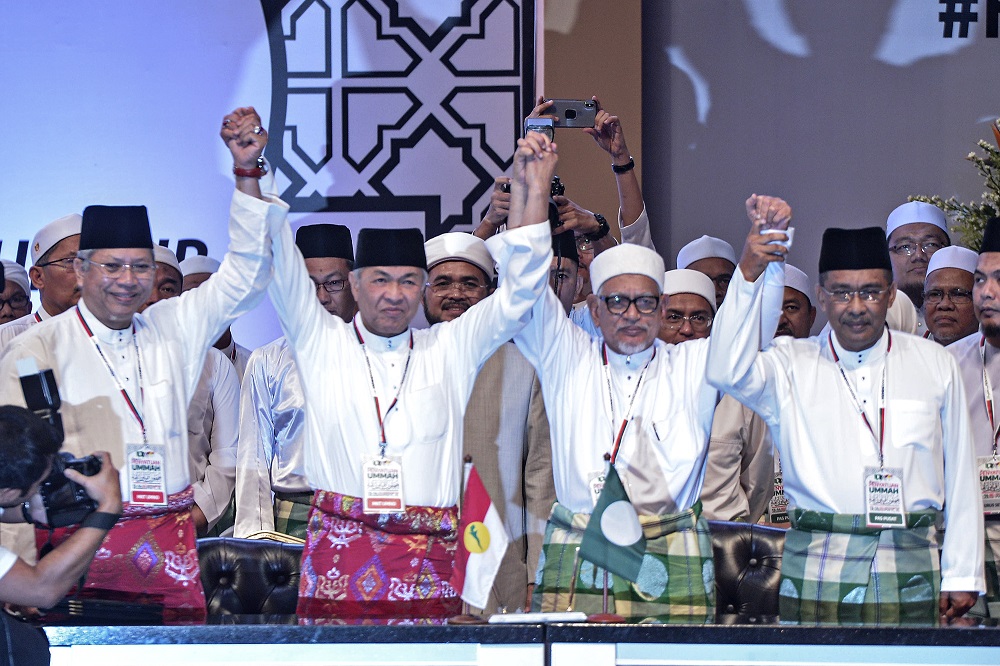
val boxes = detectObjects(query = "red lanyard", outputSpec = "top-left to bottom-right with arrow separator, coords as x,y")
76,306 -> 147,443
601,343 -> 655,464
829,331 -> 891,467
979,336 -> 1000,456
33,313 -> 42,323
354,320 -> 413,457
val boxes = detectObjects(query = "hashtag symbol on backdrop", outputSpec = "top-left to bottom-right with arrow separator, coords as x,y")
939,0 -> 979,37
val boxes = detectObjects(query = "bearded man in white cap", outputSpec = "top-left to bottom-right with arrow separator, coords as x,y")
0,215 -> 82,349
422,231 -> 555,615
142,246 -> 240,537
0,261 -> 31,326
520,193 -> 790,622
886,201 -> 951,323
923,246 -> 978,346
675,236 -> 740,309
657,269 -> 717,345
179,255 -> 252,381
702,265 -> 817,524
264,132 -> 558,620
0,106 -> 285,621
947,219 -> 1000,618
234,223 -> 357,540
710,226 -> 982,626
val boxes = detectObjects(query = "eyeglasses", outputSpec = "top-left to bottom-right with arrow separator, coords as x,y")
426,279 -> 488,295
314,278 -> 347,293
85,260 -> 156,279
600,294 -> 660,315
923,288 -> 972,305
35,257 -> 77,271
889,241 -> 945,257
0,294 -> 29,310
820,286 -> 890,303
662,312 -> 713,331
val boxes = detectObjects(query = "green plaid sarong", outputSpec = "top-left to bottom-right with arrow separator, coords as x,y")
205,492 -> 236,537
779,508 -> 941,626
532,502 -> 714,623
273,491 -> 314,540
983,520 -> 1000,611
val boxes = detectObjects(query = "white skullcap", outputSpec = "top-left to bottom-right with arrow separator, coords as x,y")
926,245 -> 977,276
31,213 -> 82,264
179,255 -> 221,277
785,265 -> 813,304
0,260 -> 30,296
662,269 -> 716,313
885,289 -> 918,335
424,232 -> 495,279
885,201 -> 949,238
153,246 -> 181,276
590,244 -> 665,294
676,235 -> 737,270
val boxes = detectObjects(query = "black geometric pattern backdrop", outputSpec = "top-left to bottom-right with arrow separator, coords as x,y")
260,0 -> 535,238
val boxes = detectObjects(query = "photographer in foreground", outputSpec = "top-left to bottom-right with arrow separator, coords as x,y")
0,405 -> 121,608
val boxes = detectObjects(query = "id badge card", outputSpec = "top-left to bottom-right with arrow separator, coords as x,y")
587,470 -> 606,509
126,443 -> 168,507
864,466 -> 905,528
363,456 -> 405,514
767,473 -> 789,524
978,456 -> 1000,514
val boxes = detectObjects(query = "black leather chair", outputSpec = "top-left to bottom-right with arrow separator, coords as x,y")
198,537 -> 303,616
198,521 -> 787,622
707,520 -> 785,624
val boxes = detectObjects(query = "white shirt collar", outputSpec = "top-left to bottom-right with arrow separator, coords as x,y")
604,343 -> 656,372
353,313 -> 410,352
77,299 -> 133,345
829,326 -> 889,369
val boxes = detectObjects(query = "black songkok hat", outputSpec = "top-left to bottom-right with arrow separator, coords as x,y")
552,229 -> 579,265
355,228 -> 427,270
980,217 -> 1000,254
0,260 -> 5,291
79,206 -> 153,251
295,224 -> 355,262
818,227 -> 892,273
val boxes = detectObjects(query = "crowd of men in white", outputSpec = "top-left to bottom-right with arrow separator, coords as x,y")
0,102 -> 995,627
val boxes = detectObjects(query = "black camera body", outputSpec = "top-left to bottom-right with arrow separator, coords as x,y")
38,452 -> 102,528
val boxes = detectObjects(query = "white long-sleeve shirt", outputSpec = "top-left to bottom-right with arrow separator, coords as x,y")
708,270 -> 985,594
266,217 -> 552,507
0,190 -> 286,501
188,347 -> 239,527
234,336 -> 312,537
948,332 -> 1000,459
514,262 -> 779,515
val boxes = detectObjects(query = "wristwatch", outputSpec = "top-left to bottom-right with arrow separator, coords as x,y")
585,213 -> 611,242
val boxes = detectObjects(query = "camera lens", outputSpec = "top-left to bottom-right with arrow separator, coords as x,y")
565,110 -> 577,119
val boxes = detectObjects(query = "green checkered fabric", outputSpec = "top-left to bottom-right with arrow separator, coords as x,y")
984,521 -> 1000,608
532,502 -> 714,623
273,491 -> 314,540
779,508 -> 941,626
205,492 -> 236,537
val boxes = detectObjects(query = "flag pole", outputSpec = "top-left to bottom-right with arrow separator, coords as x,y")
566,546 -> 581,611
449,455 -> 486,625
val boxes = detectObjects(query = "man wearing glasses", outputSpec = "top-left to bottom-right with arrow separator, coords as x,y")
709,226 -> 983,626
0,106 -> 285,620
948,219 -> 1000,619
922,246 -> 978,346
0,261 -> 31,325
234,223 -> 356,539
422,232 -> 555,615
657,269 -> 716,345
885,201 -> 951,336
521,194 -> 790,622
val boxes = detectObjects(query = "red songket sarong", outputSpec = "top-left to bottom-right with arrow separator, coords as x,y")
296,490 -> 460,620
36,486 -> 205,622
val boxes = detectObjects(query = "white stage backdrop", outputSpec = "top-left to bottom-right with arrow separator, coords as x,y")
0,0 -> 535,347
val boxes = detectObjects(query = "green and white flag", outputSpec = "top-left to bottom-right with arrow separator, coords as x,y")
579,466 -> 646,582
